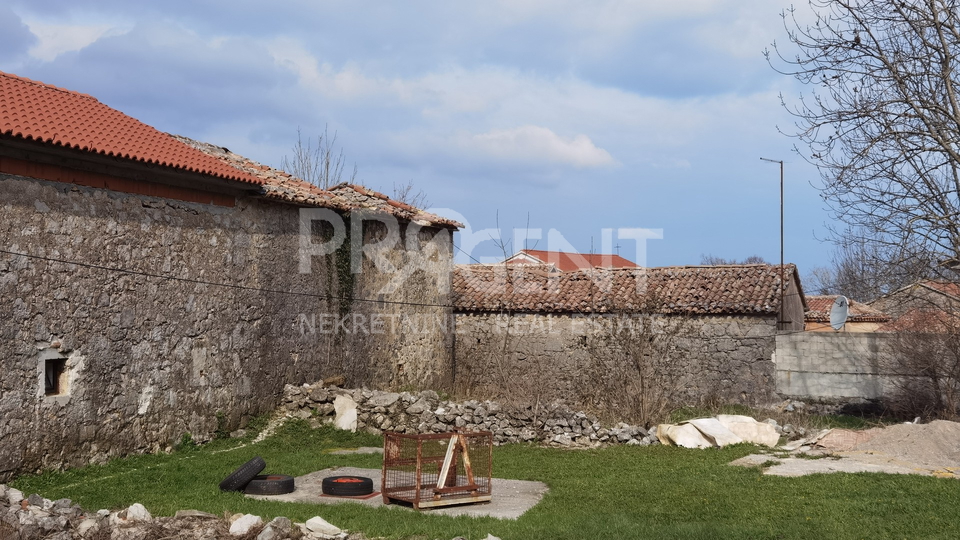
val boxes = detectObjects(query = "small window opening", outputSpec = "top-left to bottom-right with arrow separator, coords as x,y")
45,358 -> 67,396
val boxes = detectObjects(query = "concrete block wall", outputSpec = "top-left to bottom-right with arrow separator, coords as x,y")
773,332 -> 896,400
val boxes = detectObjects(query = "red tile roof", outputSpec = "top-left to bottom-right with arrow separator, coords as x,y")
173,136 -> 461,229
879,308 -> 960,333
453,264 -> 798,315
919,280 -> 960,299
506,249 -> 638,272
804,295 -> 891,323
0,71 -> 262,185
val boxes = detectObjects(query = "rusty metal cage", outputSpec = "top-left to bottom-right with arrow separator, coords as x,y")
382,431 -> 493,509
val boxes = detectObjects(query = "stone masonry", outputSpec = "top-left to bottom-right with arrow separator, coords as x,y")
0,174 -> 453,481
452,312 -> 780,412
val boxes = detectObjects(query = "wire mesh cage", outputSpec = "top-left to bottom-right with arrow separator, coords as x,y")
382,430 -> 493,509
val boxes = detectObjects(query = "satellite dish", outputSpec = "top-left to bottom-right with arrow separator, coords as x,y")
830,295 -> 849,331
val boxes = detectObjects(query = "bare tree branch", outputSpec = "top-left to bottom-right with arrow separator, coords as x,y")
769,0 -> 960,280
280,125 -> 357,189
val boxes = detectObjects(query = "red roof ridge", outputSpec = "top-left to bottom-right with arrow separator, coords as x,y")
1,72 -> 262,185
0,71 -> 97,101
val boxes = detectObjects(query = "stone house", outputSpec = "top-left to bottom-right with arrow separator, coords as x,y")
451,263 -> 806,411
804,295 -> 891,332
0,71 -> 458,480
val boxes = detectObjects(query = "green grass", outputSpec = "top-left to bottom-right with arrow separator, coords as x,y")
12,420 -> 960,540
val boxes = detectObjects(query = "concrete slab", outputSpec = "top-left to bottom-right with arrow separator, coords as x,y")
729,452 -> 960,478
246,467 -> 549,520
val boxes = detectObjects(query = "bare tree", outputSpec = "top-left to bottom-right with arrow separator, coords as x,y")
768,0 -> 960,281
700,254 -> 768,265
392,180 -> 430,209
281,125 -> 357,189
805,229 -> 937,301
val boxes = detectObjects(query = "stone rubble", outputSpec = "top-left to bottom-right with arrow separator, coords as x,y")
0,485 -> 506,540
279,383 -> 664,448
0,486 -> 355,540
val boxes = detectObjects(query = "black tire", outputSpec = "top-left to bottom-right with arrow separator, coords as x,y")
218,456 -> 266,491
243,474 -> 296,495
322,475 -> 374,496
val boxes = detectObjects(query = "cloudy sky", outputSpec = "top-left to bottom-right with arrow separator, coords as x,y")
1,1 -> 836,273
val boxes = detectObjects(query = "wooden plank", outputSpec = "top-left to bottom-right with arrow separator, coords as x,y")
435,436 -> 458,490
415,495 -> 492,508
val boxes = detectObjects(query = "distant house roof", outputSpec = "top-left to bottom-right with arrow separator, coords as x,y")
0,71 -> 261,185
804,295 -> 891,324
879,308 -> 960,333
453,263 -> 801,315
917,280 -> 960,299
172,135 -> 461,229
504,249 -> 639,272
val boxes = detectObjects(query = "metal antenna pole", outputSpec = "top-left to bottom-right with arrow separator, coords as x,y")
760,157 -> 784,329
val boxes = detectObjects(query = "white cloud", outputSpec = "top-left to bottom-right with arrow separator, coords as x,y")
466,125 -> 615,168
268,38 -> 385,101
24,20 -> 128,62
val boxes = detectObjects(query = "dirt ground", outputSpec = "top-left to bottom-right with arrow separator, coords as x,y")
730,420 -> 960,479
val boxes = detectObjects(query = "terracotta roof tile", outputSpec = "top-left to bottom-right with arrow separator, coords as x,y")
170,135 -> 352,211
328,183 -> 462,229
804,295 -> 891,323
453,264 -> 797,315
174,136 -> 462,229
0,71 -> 262,185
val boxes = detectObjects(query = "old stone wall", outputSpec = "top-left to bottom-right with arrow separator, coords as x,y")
774,332 -> 896,400
281,383 -> 660,447
0,174 -> 453,481
452,312 -> 779,415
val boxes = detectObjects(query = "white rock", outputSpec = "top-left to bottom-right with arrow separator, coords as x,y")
76,518 -> 99,537
716,415 -> 780,447
687,418 -> 743,447
657,423 -> 713,449
230,514 -> 264,536
367,392 -> 400,407
7,488 -> 24,506
125,503 -> 152,522
305,516 -> 342,536
333,395 -> 358,432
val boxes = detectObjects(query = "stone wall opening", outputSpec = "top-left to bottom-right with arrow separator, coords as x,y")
43,357 -> 67,396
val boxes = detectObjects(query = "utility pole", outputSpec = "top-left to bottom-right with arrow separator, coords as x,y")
760,157 -> 784,329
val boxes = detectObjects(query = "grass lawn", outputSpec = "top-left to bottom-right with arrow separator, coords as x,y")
11,420 -> 960,540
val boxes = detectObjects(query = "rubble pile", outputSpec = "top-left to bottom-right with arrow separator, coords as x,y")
0,484 -> 365,540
